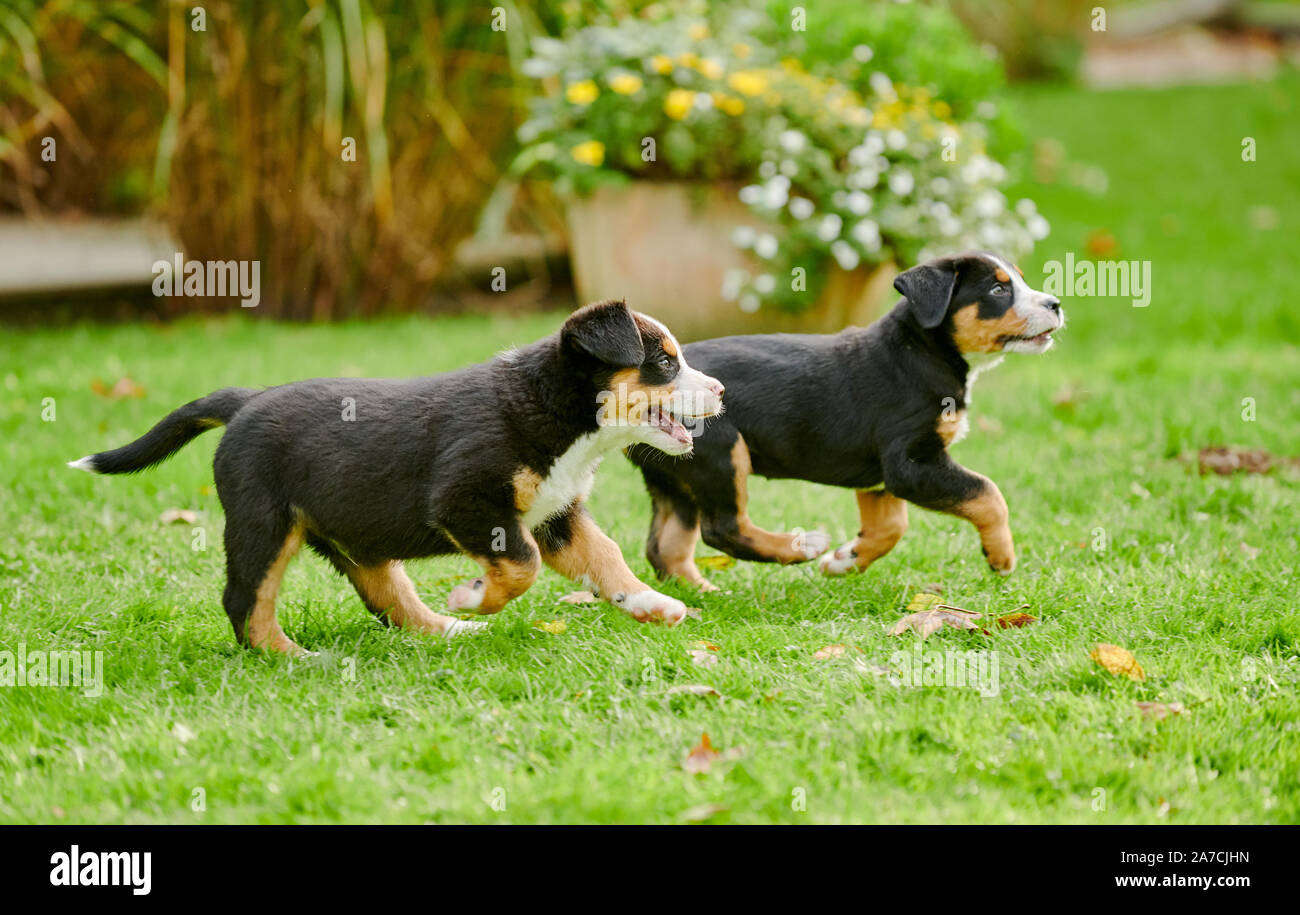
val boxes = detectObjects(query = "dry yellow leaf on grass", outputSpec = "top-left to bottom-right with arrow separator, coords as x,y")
906,591 -> 944,612
158,509 -> 198,525
532,619 -> 567,634
696,555 -> 736,570
559,590 -> 597,604
1091,643 -> 1145,681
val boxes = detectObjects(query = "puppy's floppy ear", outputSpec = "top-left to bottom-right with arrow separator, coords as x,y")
561,299 -> 645,367
894,259 -> 960,329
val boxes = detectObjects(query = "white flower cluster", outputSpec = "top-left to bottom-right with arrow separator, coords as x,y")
725,85 -> 1047,312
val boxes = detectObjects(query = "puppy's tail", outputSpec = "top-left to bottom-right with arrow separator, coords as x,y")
68,387 -> 259,475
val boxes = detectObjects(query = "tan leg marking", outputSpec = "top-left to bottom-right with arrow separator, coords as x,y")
247,526 -> 307,656
951,303 -> 1031,355
727,437 -> 823,562
512,468 -> 542,514
348,561 -> 462,634
821,490 -> 908,575
851,490 -> 909,568
541,510 -> 648,598
948,476 -> 1015,573
650,502 -> 715,590
466,547 -> 541,615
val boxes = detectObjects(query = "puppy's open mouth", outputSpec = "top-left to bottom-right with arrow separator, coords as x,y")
1000,329 -> 1055,346
649,407 -> 693,447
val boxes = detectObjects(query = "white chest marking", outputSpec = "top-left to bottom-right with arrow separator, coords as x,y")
951,354 -> 1004,446
522,426 -> 640,529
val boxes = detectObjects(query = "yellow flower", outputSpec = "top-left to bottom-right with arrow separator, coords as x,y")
609,73 -> 643,95
732,43 -> 751,59
713,93 -> 745,116
663,88 -> 696,120
565,80 -> 598,105
688,23 -> 710,41
677,51 -> 699,69
932,100 -> 952,119
569,140 -> 605,167
699,57 -> 724,80
650,54 -> 674,75
727,69 -> 769,97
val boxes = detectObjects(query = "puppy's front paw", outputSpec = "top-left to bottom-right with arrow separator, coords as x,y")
795,529 -> 831,560
819,541 -> 858,576
443,617 -> 490,637
614,590 -> 689,626
982,547 -> 1016,576
446,578 -> 486,611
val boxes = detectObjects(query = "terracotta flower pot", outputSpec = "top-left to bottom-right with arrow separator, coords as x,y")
566,181 -> 897,341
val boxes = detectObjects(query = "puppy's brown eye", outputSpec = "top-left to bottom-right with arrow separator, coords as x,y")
657,356 -> 674,371
990,284 -> 1006,296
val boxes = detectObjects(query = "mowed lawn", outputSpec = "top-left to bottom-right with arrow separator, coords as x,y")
1,77 -> 1297,824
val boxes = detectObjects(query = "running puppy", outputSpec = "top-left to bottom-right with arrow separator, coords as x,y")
629,252 -> 1063,589
70,300 -> 724,654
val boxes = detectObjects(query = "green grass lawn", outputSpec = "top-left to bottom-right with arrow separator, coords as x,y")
2,77 -> 1298,824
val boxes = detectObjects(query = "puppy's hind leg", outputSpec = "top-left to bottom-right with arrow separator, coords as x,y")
642,469 -> 715,591
222,511 -> 308,655
698,435 -> 829,564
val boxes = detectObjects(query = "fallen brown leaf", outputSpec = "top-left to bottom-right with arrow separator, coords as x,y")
688,649 -> 719,668
996,611 -> 1038,629
682,732 -> 741,774
890,607 -> 985,639
158,509 -> 198,525
688,640 -> 720,651
813,644 -> 863,659
1136,701 -> 1185,720
1091,643 -> 1145,682
684,733 -> 719,774
1196,446 -> 1282,476
559,590 -> 597,604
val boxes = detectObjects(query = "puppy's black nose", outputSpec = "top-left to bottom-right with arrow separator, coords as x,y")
1043,296 -> 1061,313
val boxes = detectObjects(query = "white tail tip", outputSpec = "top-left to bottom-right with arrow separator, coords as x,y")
67,456 -> 98,473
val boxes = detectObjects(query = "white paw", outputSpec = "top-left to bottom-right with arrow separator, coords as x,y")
819,542 -> 858,576
446,578 -> 485,611
444,618 -> 490,637
796,529 -> 831,560
614,590 -> 689,626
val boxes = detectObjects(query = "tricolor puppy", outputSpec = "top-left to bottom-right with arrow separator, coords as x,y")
69,300 -> 724,654
628,252 -> 1063,589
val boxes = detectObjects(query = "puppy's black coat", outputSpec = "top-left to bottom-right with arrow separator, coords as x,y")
73,300 -> 723,652
628,252 -> 1064,588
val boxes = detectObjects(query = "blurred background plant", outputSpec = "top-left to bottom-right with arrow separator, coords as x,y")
3,0 -> 1288,321
1,0 -> 555,318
